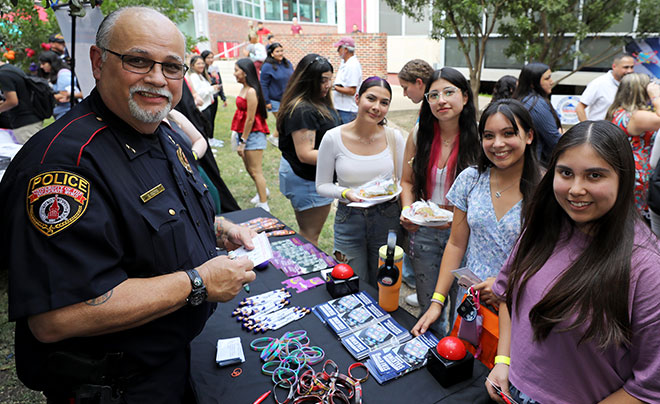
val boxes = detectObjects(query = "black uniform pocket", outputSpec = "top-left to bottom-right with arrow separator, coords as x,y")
140,195 -> 189,274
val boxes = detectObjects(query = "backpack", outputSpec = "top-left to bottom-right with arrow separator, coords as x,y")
2,67 -> 56,120
23,75 -> 56,120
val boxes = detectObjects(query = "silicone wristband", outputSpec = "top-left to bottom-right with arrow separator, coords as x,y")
494,355 -> 511,366
402,205 -> 411,211
431,292 -> 446,304
341,189 -> 349,199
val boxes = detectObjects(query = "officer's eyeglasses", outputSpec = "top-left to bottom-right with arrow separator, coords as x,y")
424,87 -> 460,104
101,48 -> 189,80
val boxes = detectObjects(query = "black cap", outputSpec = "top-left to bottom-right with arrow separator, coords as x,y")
49,33 -> 65,43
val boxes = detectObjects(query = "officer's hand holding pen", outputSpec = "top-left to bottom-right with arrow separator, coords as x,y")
197,255 -> 255,302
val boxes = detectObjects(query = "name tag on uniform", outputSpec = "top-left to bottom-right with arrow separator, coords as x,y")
140,183 -> 165,203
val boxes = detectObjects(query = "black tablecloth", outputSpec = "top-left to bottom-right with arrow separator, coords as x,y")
190,208 -> 494,404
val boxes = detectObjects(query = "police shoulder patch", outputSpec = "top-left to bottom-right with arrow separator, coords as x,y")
26,171 -> 91,237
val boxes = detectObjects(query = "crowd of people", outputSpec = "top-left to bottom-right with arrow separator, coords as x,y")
1,6 -> 660,404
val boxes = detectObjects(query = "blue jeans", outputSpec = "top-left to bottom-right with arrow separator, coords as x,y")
409,225 -> 458,336
337,110 -> 357,124
279,157 -> 333,212
510,384 -> 541,404
333,200 -> 401,288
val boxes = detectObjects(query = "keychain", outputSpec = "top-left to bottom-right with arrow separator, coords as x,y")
457,287 -> 479,322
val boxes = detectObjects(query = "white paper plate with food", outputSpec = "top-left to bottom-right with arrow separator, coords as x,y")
402,200 -> 453,226
352,179 -> 401,203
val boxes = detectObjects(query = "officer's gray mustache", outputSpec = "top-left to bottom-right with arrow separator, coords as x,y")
129,86 -> 173,102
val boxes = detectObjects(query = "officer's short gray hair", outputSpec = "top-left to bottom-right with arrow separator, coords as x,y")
342,45 -> 355,53
96,7 -> 186,61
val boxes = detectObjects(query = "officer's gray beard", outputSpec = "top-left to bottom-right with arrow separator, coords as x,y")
128,86 -> 172,123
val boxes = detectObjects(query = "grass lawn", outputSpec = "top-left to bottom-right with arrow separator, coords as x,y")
0,98 -> 418,402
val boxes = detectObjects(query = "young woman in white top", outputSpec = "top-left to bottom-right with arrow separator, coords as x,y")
186,55 -> 220,125
316,77 -> 405,287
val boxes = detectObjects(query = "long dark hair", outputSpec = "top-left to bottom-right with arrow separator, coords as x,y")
513,62 -> 561,128
236,58 -> 267,120
189,55 -> 211,83
478,99 -> 541,219
356,76 -> 392,126
412,67 -> 479,200
506,120 -> 638,349
276,54 -> 335,136
491,75 -> 517,102
264,43 -> 291,71
38,51 -> 67,83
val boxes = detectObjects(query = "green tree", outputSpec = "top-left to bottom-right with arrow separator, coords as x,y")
0,0 -> 202,71
384,0 -> 512,111
499,0 -> 660,82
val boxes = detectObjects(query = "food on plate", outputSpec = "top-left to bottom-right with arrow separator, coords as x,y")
357,179 -> 398,198
409,201 -> 453,222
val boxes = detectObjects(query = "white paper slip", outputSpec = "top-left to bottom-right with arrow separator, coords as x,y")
451,267 -> 483,288
216,337 -> 245,367
228,232 -> 273,267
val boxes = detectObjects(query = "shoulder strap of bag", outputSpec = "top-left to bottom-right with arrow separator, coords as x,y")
385,127 -> 398,184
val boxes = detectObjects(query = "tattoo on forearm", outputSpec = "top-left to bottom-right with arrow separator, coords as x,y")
85,290 -> 113,306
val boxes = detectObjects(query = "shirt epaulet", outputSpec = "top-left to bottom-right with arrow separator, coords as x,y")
40,111 -> 108,167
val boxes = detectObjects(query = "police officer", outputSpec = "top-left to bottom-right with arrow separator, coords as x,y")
0,7 -> 255,403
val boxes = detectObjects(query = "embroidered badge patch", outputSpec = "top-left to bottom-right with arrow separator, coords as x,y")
26,171 -> 90,236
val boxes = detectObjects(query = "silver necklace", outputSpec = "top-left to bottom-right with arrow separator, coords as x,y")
493,172 -> 516,198
357,134 -> 377,145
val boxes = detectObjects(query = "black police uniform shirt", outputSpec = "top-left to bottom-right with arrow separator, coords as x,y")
0,64 -> 42,128
0,88 -> 218,399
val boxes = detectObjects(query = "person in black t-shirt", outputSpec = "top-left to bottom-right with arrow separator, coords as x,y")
276,53 -> 340,245
0,61 -> 43,143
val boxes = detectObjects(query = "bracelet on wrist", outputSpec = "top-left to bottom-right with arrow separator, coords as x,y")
402,205 -> 411,211
430,298 -> 445,306
341,188 -> 349,199
494,355 -> 510,366
432,292 -> 446,304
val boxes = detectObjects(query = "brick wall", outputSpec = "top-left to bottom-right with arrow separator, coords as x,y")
276,33 -> 387,79
208,12 -> 337,46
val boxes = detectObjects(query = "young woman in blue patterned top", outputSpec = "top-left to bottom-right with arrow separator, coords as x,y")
412,99 -> 541,336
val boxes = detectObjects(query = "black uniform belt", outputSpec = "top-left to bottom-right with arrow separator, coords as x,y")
45,351 -> 144,402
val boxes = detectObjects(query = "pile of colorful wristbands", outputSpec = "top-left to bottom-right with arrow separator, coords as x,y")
251,330 -> 369,403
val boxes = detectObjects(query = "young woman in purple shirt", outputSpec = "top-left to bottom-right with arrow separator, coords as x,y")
489,120 -> 660,404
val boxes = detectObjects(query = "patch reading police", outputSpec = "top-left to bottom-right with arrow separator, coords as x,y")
26,171 -> 90,236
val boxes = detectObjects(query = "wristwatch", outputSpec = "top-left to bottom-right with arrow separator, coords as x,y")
185,269 -> 207,306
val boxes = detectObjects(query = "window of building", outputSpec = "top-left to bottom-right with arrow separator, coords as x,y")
264,0 -> 281,19
404,12 -> 429,35
444,38 -> 470,68
484,38 -> 524,69
282,0 -> 297,20
379,0 -> 402,35
579,36 -> 632,70
299,0 -> 313,22
315,0 -> 328,23
208,0 -> 221,12
222,0 -> 233,13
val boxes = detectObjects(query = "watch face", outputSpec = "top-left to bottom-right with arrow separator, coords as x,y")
188,287 -> 208,306
193,277 -> 203,288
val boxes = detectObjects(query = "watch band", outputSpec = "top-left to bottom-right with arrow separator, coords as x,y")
185,268 -> 207,306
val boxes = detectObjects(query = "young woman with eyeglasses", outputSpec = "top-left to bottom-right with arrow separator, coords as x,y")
399,67 -> 480,333
487,121 -> 660,404
232,58 -> 270,211
276,54 -> 340,246
411,98 -> 542,338
316,77 -> 405,286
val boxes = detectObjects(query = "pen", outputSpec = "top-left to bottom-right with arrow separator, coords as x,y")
252,390 -> 270,404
